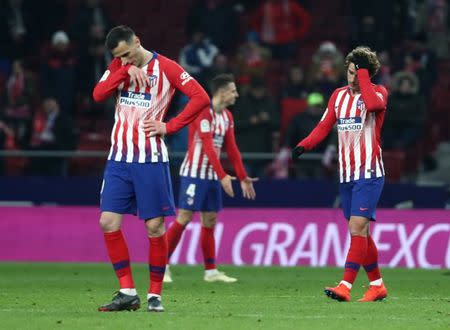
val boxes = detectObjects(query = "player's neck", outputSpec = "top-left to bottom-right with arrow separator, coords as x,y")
137,48 -> 153,68
212,97 -> 225,113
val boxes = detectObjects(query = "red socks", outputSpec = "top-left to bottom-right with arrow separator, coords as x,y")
363,235 -> 382,281
343,235 -> 368,284
167,221 -> 186,259
148,233 -> 168,295
104,230 -> 135,289
201,226 -> 216,270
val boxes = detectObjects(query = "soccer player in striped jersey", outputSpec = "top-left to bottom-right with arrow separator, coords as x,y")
93,26 -> 210,312
162,74 -> 257,283
292,46 -> 388,302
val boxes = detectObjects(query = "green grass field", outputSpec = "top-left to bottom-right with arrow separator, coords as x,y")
0,263 -> 448,329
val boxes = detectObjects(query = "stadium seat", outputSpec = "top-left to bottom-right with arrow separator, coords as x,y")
382,150 -> 406,182
279,98 -> 307,141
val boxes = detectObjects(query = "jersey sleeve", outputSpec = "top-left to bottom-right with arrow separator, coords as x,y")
195,110 -> 227,180
224,111 -> 247,181
161,58 -> 210,134
92,58 -> 130,102
357,69 -> 388,112
297,91 -> 337,151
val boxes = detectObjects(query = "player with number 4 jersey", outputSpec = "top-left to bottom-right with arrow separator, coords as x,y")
164,74 -> 258,283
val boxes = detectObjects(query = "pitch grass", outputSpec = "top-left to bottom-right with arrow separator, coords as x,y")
0,263 -> 448,329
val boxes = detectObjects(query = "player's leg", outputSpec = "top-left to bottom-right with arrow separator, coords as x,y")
98,161 -> 140,312
325,180 -> 368,301
132,161 -> 176,312
324,215 -> 369,301
200,211 -> 237,283
356,177 -> 387,302
167,209 -> 194,261
358,232 -> 387,302
145,216 -> 167,312
164,208 -> 194,283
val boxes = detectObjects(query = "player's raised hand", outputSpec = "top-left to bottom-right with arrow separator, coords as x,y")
143,119 -> 167,137
220,175 -> 236,197
128,65 -> 149,88
240,177 -> 258,200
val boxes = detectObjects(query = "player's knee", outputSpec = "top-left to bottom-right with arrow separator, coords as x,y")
99,213 -> 120,232
177,210 -> 193,226
348,223 -> 367,236
201,214 -> 217,228
145,218 -> 164,236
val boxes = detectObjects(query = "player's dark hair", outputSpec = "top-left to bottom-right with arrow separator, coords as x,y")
345,46 -> 380,77
105,25 -> 135,51
209,74 -> 235,95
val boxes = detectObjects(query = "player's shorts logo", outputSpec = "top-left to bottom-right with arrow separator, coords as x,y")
119,91 -> 151,108
337,117 -> 362,132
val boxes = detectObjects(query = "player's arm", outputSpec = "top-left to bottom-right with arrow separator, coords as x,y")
292,92 -> 337,159
144,58 -> 210,136
92,59 -> 130,102
357,69 -> 388,112
196,114 -> 235,197
224,111 -> 257,200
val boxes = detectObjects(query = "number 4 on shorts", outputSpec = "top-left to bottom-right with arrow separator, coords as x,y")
186,184 -> 196,197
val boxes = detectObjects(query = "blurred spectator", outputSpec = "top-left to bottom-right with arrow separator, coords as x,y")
233,76 -> 279,176
69,0 -> 112,47
41,31 -> 77,115
284,92 -> 328,152
383,71 -> 426,150
270,92 -> 329,178
400,32 -> 438,101
77,36 -> 113,127
351,0 -> 393,51
28,98 -> 79,176
373,50 -> 392,89
186,0 -> 239,52
235,31 -> 271,80
0,116 -> 14,175
281,65 -> 308,99
179,31 -> 219,79
4,59 -> 36,149
0,0 -> 37,61
200,53 -> 233,89
415,0 -> 449,59
250,0 -> 311,59
308,42 -> 344,98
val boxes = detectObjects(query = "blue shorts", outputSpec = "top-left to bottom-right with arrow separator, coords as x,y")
340,177 -> 384,221
100,160 -> 175,220
178,177 -> 222,212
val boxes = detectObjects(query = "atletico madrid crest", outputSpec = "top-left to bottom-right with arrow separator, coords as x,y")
148,74 -> 158,88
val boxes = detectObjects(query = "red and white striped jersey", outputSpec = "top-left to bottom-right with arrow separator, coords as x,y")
92,52 -> 209,163
298,69 -> 388,183
179,107 -> 247,181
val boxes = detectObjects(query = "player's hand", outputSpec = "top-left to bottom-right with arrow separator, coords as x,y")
240,177 -> 258,200
220,175 -> 236,197
352,54 -> 370,71
128,65 -> 149,88
291,146 -> 305,161
143,119 -> 167,137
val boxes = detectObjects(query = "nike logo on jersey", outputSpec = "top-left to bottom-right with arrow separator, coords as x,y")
359,207 -> 369,211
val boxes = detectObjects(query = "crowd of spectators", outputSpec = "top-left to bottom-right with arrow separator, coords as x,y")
0,0 -> 448,181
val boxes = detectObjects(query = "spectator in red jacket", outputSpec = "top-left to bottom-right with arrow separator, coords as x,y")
250,0 -> 311,59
